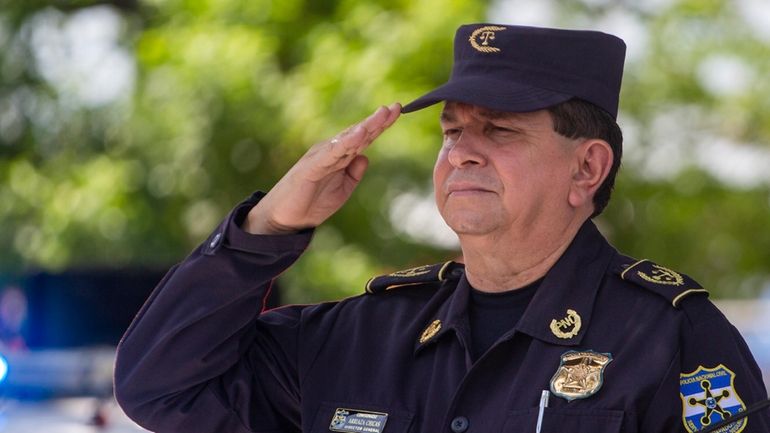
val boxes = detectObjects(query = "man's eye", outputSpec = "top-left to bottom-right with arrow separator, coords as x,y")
491,126 -> 514,133
443,128 -> 461,137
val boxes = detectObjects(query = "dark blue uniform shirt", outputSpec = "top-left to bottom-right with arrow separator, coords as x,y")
115,193 -> 770,433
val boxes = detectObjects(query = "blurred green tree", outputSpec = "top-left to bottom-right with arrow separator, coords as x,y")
555,0 -> 770,299
0,0 -> 485,302
1,0 -> 769,301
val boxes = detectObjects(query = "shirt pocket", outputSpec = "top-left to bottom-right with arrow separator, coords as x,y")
310,402 -> 414,433
503,407 -> 624,433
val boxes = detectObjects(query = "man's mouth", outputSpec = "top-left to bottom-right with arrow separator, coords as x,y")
446,182 -> 494,196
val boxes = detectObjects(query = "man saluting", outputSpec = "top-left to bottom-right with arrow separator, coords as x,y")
115,24 -> 769,433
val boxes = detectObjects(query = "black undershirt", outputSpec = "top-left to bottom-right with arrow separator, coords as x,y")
468,279 -> 541,361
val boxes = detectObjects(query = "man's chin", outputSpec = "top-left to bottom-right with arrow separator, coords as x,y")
445,219 -> 498,237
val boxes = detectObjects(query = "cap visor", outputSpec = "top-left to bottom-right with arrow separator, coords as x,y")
401,77 -> 572,114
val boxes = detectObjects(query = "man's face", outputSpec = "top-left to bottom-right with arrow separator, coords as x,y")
433,102 -> 580,238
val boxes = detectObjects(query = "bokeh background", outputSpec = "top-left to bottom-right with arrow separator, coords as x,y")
1,0 -> 769,431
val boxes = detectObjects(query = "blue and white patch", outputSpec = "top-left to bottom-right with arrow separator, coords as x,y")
329,408 -> 389,433
680,364 -> 746,433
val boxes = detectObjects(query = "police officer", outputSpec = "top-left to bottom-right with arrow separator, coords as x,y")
114,24 -> 769,433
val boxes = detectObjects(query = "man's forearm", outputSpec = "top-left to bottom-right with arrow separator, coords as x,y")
114,194 -> 311,432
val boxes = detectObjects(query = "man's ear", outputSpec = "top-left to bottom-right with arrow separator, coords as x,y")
568,139 -> 613,209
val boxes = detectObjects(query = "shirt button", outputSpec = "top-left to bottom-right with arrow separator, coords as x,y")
450,416 -> 469,433
209,233 -> 222,249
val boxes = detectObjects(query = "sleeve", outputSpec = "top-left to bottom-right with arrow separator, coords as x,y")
114,192 -> 314,433
640,295 -> 770,433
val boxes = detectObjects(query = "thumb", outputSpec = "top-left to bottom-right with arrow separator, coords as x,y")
346,155 -> 370,183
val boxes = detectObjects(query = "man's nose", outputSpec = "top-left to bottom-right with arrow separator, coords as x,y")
447,132 -> 486,168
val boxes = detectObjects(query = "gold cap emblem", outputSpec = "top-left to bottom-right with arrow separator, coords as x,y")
469,26 -> 506,53
550,309 -> 582,339
550,350 -> 612,400
419,319 -> 442,344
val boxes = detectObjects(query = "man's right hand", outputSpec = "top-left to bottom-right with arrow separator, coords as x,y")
243,103 -> 402,235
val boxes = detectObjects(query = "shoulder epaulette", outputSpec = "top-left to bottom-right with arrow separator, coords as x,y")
365,261 -> 464,294
615,257 -> 708,308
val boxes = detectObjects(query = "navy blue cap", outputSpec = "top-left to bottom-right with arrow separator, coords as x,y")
401,24 -> 626,118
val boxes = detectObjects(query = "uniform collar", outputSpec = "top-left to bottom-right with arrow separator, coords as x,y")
514,220 -> 615,346
413,273 -> 472,355
414,220 -> 615,353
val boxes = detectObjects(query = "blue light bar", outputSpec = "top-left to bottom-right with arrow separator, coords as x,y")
0,354 -> 8,383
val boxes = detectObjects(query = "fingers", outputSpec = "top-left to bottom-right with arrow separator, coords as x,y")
339,102 -> 401,145
248,104 -> 399,233
321,126 -> 365,170
321,103 -> 401,168
360,102 -> 401,143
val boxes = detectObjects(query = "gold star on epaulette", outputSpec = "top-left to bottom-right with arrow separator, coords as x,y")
365,261 -> 463,294
617,258 -> 708,308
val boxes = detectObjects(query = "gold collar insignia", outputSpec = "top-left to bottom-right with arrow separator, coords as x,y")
550,308 -> 582,339
419,319 -> 442,344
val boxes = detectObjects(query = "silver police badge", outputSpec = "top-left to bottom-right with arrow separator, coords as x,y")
680,364 -> 746,433
550,350 -> 612,401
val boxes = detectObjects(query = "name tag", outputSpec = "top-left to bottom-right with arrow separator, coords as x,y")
329,408 -> 389,433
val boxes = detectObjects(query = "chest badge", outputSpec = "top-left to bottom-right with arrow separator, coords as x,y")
550,308 -> 582,339
419,319 -> 442,344
679,364 -> 746,433
330,408 -> 389,433
550,350 -> 612,401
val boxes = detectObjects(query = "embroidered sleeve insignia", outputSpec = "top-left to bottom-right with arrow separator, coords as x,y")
617,258 -> 709,308
680,365 -> 747,433
637,263 -> 685,286
365,261 -> 463,294
550,350 -> 612,401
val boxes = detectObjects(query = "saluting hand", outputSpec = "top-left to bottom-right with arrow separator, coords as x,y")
243,103 -> 401,235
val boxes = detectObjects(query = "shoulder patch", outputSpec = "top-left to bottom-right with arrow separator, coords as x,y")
679,364 -> 747,433
365,261 -> 464,294
615,257 -> 708,308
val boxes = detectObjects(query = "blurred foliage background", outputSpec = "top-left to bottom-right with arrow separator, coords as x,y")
1,0 -> 769,302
